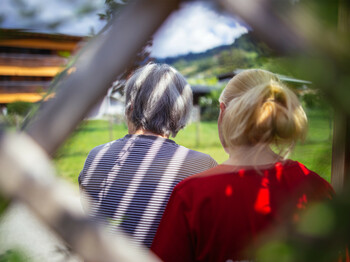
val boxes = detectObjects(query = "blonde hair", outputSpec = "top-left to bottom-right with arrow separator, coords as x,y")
219,69 -> 307,155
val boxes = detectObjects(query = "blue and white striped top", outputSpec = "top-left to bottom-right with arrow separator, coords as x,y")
79,134 -> 217,248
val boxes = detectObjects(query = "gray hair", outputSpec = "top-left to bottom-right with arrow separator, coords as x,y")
124,63 -> 193,137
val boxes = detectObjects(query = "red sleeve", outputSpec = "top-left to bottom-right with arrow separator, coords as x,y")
307,172 -> 335,201
151,184 -> 194,262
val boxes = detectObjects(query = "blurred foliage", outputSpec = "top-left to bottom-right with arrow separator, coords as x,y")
98,0 -> 126,21
187,76 -> 218,86
0,196 -> 9,219
199,87 -> 223,121
98,0 -> 153,89
255,194 -> 350,262
57,50 -> 71,58
0,249 -> 27,262
2,101 -> 34,129
301,92 -> 326,109
6,102 -> 33,116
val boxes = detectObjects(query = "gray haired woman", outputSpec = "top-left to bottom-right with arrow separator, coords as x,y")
78,63 -> 217,248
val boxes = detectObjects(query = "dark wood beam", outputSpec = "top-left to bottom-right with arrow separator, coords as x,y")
331,0 -> 350,192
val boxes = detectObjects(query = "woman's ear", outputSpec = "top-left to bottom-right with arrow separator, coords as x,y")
218,102 -> 229,153
220,102 -> 226,112
218,102 -> 226,123
126,104 -> 135,134
127,120 -> 136,134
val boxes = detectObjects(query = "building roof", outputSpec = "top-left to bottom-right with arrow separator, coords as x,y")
190,84 -> 217,94
0,28 -> 84,51
0,29 -> 83,103
0,28 -> 83,42
0,92 -> 54,103
0,65 -> 63,77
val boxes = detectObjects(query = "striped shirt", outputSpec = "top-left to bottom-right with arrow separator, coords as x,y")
78,134 -> 217,248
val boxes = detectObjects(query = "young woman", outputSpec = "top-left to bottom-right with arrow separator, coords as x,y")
151,69 -> 334,261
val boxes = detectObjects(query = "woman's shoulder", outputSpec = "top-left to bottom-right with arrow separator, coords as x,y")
175,145 -> 218,164
282,160 -> 329,181
87,136 -> 130,155
173,165 -> 242,193
174,160 -> 333,195
185,164 -> 237,179
279,160 -> 335,198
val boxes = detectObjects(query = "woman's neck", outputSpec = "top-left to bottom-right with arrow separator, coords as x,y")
133,129 -> 169,139
223,144 -> 283,166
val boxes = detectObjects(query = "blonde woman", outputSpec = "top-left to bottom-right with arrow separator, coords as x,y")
151,69 -> 334,262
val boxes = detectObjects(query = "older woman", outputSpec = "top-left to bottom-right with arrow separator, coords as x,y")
151,69 -> 334,261
79,63 -> 217,248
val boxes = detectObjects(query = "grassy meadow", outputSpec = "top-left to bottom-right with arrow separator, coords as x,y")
53,107 -> 333,187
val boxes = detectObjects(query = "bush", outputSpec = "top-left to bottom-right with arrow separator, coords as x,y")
200,103 -> 220,121
199,87 -> 223,121
7,101 -> 33,116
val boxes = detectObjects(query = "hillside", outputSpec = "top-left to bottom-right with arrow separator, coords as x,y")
155,33 -> 273,80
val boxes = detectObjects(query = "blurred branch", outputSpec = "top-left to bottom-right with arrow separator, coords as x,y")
99,0 -> 154,88
217,0 -> 309,54
331,0 -> 350,192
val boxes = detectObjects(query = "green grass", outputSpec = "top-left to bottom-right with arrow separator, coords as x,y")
53,121 -> 129,185
173,122 -> 228,163
54,108 -> 333,186
291,108 -> 333,181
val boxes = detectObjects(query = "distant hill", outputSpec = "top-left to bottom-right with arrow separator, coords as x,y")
156,44 -> 234,65
155,32 -> 272,79
156,33 -> 270,66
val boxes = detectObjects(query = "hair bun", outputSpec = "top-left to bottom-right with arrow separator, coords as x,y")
275,106 -> 295,138
219,69 -> 307,153
254,83 -> 298,141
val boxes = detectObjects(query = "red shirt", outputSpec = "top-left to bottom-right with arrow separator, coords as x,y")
151,160 -> 334,262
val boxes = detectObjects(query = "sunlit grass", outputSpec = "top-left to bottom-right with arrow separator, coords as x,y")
53,120 -> 128,185
54,108 -> 333,186
291,108 -> 333,181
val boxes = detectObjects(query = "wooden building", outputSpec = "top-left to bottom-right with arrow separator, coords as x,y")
0,29 -> 83,107
0,29 -> 220,119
